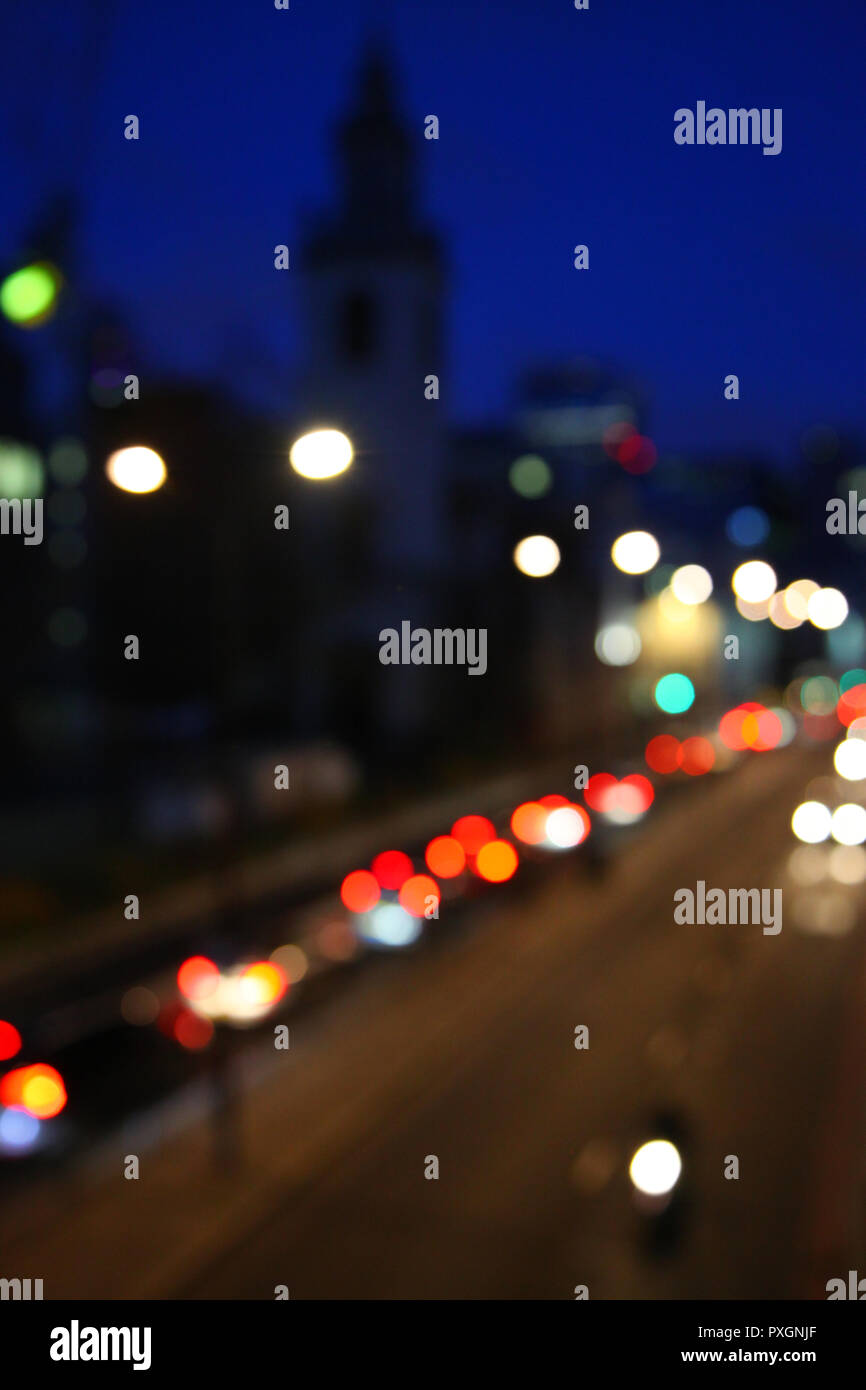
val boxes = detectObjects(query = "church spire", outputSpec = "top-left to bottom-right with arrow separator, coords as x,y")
337,45 -> 414,230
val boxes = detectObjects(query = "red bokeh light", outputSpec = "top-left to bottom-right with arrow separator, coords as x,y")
173,1011 -> 214,1051
584,774 -> 618,812
619,774 -> 655,814
645,735 -> 681,774
719,703 -> 782,753
616,433 -> 657,475
679,736 -> 716,776
838,684 -> 866,728
0,1020 -> 22,1062
340,869 -> 381,914
451,815 -> 496,857
371,850 -> 414,890
177,956 -> 220,1002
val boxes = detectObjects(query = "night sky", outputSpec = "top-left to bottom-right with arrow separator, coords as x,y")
1,0 -> 863,458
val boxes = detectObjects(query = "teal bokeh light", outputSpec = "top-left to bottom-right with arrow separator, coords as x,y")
654,672 -> 695,714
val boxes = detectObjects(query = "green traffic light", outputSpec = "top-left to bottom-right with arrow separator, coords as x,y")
0,262 -> 61,326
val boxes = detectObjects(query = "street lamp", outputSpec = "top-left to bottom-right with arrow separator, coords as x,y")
289,428 -> 353,481
105,446 -> 167,494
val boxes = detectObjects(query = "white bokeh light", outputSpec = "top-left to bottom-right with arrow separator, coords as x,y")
791,801 -> 832,844
628,1139 -> 682,1196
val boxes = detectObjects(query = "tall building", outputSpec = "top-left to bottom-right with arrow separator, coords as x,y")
292,46 -> 451,750
297,45 -> 447,575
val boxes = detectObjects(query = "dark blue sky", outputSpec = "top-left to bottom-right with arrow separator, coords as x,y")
1,0 -> 863,458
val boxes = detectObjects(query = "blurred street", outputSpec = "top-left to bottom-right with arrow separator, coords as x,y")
1,0 -> 864,1316
3,743 -> 863,1300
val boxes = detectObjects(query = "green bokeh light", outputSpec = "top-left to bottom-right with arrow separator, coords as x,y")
800,675 -> 838,714
48,438 -> 88,486
654,672 -> 695,714
0,262 -> 60,326
840,669 -> 866,694
508,454 -> 552,499
0,440 -> 43,497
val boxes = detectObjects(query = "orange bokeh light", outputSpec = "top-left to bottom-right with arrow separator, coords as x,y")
424,835 -> 466,878
475,840 -> 519,882
177,956 -> 220,1001
240,961 -> 288,1006
719,703 -> 782,753
1,1063 -> 67,1119
451,814 -> 496,856
340,869 -> 381,913
399,874 -> 441,917
510,801 -> 549,844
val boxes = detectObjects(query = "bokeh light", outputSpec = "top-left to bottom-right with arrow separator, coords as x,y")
289,428 -> 353,480
807,587 -> 848,630
0,261 -> 61,326
340,869 -> 381,913
791,801 -> 832,844
371,850 -> 414,891
679,736 -> 715,776
399,874 -> 441,917
451,815 -> 497,856
830,803 -> 866,846
545,806 -> 589,848
611,530 -> 660,575
829,845 -> 866,885
174,1011 -> 215,1050
0,440 -> 43,498
0,1020 -> 22,1061
239,961 -> 288,1007
834,739 -> 866,781
513,534 -> 561,577
106,445 -> 167,494
837,684 -> 866,728
475,840 -> 519,881
510,801 -> 550,845
670,565 -> 713,605
732,560 -> 776,603
177,956 -> 220,1002
356,902 -> 422,948
424,835 -> 466,878
0,1064 -> 67,1119
726,506 -> 769,547
594,622 -> 641,666
654,673 -> 695,714
645,735 -> 681,774
628,1139 -> 682,1196
508,454 -> 552,498
783,580 -> 819,621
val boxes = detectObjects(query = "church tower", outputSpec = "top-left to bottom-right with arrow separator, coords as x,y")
297,45 -> 447,576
